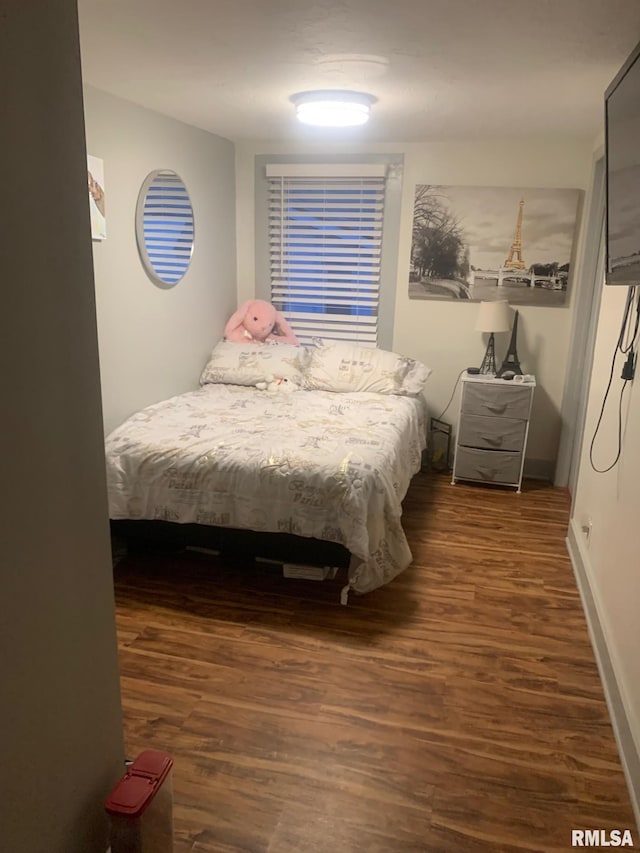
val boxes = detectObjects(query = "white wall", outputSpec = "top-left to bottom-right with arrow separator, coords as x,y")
236,138 -> 593,473
84,87 -> 237,435
1,4 -> 124,851
570,281 -> 640,756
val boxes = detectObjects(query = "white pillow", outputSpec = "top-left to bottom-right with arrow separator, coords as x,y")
200,340 -> 309,387
304,339 -> 431,395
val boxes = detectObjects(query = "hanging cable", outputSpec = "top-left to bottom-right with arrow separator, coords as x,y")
437,368 -> 467,421
589,285 -> 639,473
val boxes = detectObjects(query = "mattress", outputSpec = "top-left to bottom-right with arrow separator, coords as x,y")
105,384 -> 427,594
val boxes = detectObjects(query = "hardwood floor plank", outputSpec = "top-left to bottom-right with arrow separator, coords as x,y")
113,473 -> 637,851
267,796 -> 435,853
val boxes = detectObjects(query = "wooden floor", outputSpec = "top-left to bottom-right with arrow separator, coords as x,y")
113,474 -> 637,852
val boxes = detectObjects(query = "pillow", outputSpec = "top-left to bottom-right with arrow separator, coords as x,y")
304,339 -> 431,395
199,340 -> 309,387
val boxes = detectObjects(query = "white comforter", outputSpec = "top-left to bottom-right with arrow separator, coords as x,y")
105,385 -> 426,594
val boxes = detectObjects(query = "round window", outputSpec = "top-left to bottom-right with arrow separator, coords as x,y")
135,169 -> 194,288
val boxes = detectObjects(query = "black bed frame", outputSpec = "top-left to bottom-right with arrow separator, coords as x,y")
111,519 -> 351,569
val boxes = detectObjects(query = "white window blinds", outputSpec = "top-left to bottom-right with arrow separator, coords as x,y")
266,164 -> 387,347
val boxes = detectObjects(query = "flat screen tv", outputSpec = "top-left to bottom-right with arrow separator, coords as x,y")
606,39 -> 640,286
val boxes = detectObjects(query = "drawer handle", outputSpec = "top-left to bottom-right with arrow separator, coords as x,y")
485,404 -> 507,414
481,435 -> 503,446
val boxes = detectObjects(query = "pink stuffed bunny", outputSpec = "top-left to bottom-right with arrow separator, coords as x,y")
224,299 -> 299,345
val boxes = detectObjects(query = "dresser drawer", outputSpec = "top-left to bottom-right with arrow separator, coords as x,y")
462,383 -> 532,419
458,414 -> 526,452
454,447 -> 522,485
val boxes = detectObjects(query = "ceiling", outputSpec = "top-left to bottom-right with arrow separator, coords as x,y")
77,0 -> 640,143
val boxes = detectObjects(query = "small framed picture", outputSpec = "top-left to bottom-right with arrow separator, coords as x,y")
87,154 -> 106,241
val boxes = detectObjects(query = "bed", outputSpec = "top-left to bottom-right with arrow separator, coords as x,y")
105,339 -> 430,599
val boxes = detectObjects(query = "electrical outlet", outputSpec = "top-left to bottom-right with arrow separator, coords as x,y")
581,517 -> 593,546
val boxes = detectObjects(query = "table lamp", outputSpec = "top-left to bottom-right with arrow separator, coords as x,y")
475,300 -> 511,375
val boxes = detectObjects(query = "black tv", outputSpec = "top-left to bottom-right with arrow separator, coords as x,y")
605,38 -> 640,286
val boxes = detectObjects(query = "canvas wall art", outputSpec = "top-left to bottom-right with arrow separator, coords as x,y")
408,184 -> 582,306
87,154 -> 106,241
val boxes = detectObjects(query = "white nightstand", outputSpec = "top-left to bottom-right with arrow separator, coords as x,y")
451,374 -> 536,493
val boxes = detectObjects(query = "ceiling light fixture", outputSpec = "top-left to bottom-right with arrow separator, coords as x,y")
290,90 -> 376,127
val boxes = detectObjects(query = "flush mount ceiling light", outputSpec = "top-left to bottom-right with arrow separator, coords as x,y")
290,90 -> 377,127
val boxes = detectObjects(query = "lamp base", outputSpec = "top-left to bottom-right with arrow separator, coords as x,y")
479,332 -> 498,375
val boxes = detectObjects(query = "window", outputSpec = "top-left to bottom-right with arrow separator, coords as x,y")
264,163 -> 392,347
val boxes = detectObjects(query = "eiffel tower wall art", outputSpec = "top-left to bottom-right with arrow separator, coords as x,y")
409,184 -> 582,306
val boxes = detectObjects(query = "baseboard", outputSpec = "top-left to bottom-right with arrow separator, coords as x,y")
566,519 -> 640,833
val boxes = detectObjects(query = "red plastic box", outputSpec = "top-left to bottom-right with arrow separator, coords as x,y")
105,750 -> 174,853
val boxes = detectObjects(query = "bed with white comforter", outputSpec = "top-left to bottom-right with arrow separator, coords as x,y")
106,384 -> 426,595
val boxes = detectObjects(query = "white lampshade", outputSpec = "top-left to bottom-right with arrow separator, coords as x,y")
291,90 -> 376,127
475,300 -> 511,333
